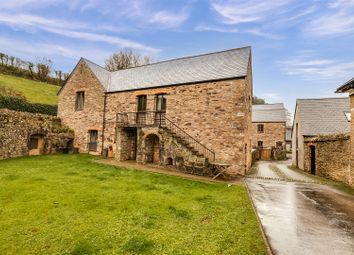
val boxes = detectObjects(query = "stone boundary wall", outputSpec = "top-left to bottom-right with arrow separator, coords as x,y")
304,134 -> 351,186
0,108 -> 74,160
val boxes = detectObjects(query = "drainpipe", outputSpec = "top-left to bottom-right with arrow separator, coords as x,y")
101,93 -> 107,155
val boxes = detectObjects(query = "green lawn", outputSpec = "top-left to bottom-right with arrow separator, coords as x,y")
0,74 -> 59,105
0,155 -> 267,255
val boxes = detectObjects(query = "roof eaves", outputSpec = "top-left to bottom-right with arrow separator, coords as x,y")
336,77 -> 354,93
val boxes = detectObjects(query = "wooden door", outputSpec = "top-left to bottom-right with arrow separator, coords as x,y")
260,149 -> 271,160
153,141 -> 159,163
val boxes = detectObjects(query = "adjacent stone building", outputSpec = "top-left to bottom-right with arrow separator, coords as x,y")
0,109 -> 74,160
58,47 -> 253,174
291,98 -> 350,183
251,103 -> 287,149
336,77 -> 354,187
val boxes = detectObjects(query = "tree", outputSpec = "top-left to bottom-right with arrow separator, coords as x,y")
36,57 -> 53,81
252,96 -> 266,105
105,48 -> 153,71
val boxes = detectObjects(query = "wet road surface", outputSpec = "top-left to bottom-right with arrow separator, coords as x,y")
246,161 -> 354,255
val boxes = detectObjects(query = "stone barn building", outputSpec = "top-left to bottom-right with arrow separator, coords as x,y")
336,77 -> 354,187
292,98 -> 350,183
251,103 -> 287,149
57,47 -> 253,174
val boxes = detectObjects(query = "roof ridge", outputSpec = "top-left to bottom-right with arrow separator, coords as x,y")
107,46 -> 251,73
82,58 -> 109,72
297,97 -> 348,101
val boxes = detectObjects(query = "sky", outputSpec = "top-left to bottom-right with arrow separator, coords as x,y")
0,0 -> 354,114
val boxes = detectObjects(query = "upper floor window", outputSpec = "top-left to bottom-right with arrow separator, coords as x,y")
75,91 -> 85,111
257,124 -> 264,133
156,94 -> 167,112
137,95 -> 147,112
257,141 -> 263,147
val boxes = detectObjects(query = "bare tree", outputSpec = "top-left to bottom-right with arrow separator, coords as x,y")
105,48 -> 153,71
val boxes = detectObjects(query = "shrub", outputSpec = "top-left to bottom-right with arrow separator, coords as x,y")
0,95 -> 57,115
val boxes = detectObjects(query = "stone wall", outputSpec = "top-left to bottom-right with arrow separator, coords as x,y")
57,60 -> 105,154
304,134 -> 351,185
0,108 -> 74,160
292,108 -> 305,170
251,122 -> 286,148
57,59 -> 253,173
104,78 -> 252,170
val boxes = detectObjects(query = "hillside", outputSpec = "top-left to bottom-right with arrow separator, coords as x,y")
0,74 -> 59,105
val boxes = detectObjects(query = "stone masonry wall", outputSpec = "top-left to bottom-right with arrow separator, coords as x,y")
350,95 -> 354,186
304,134 -> 351,185
57,60 -> 105,153
0,108 -> 74,159
58,59 -> 253,173
251,122 -> 286,148
104,78 -> 252,170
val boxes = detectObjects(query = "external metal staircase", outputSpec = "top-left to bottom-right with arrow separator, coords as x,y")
116,111 -> 215,162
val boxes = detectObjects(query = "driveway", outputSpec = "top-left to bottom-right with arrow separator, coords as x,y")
246,160 -> 354,255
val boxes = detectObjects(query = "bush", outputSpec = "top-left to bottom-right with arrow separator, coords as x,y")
0,95 -> 57,115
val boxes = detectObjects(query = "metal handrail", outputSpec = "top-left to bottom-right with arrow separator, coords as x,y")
116,111 -> 215,161
161,115 -> 215,161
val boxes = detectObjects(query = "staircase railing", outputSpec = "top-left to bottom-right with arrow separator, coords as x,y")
116,111 -> 215,162
161,116 -> 215,162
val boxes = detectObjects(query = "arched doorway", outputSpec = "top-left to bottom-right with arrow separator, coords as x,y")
145,134 -> 160,164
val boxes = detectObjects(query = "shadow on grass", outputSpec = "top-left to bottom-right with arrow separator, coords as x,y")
122,236 -> 155,254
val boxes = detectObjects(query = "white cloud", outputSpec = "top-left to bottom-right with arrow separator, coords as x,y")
305,1 -> 354,37
149,10 -> 188,28
262,93 -> 283,103
244,28 -> 283,40
279,53 -> 354,80
211,0 -> 293,24
0,12 -> 159,52
195,25 -> 238,33
0,37 -> 111,69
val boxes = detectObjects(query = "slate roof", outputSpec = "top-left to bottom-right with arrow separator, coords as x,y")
336,77 -> 354,93
252,103 -> 287,122
296,98 -> 350,136
81,46 -> 251,93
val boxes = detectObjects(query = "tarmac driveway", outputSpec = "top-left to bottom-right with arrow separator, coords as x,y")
246,161 -> 354,255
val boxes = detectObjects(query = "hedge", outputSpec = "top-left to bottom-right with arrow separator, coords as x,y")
0,95 -> 57,116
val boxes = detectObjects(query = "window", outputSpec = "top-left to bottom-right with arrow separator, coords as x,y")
276,141 -> 283,147
344,111 -> 351,122
156,94 -> 167,112
257,124 -> 264,133
257,141 -> 263,147
137,95 -> 147,112
75,91 -> 85,111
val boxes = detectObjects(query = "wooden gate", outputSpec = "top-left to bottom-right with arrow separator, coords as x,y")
259,149 -> 272,161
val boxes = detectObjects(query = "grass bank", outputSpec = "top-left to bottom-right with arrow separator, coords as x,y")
0,74 -> 58,105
